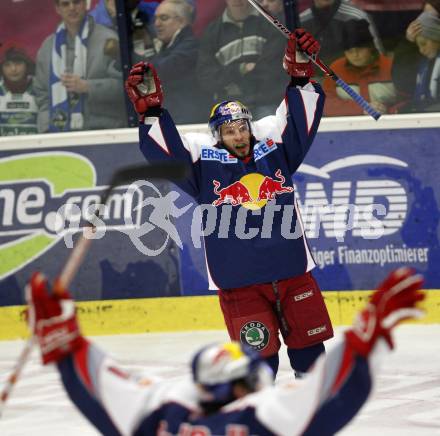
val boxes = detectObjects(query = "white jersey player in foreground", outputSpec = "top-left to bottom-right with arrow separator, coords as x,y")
26,267 -> 424,435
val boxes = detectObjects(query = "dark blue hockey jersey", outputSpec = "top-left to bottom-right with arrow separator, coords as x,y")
139,82 -> 325,289
57,335 -> 385,435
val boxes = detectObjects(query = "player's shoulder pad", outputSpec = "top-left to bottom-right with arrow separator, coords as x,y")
253,115 -> 278,141
181,132 -> 216,163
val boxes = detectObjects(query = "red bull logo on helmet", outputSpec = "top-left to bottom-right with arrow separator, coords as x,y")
212,169 -> 294,209
219,101 -> 245,116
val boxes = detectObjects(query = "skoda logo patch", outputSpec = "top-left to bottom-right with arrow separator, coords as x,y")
240,321 -> 270,351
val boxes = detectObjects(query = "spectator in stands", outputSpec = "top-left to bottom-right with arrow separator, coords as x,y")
412,12 -> 440,111
89,0 -> 122,65
297,0 -> 313,13
0,42 -> 38,136
192,0 -> 225,37
299,0 -> 383,68
406,1 -> 440,43
133,0 -> 205,123
130,1 -> 194,61
351,1 -> 424,51
259,0 -> 284,17
130,1 -> 162,59
90,0 -> 117,30
34,0 -> 126,133
323,19 -> 398,116
196,0 -> 285,116
392,1 -> 440,108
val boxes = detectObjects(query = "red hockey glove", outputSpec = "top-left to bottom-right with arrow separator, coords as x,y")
125,62 -> 163,121
346,267 -> 425,357
283,29 -> 320,79
25,272 -> 85,365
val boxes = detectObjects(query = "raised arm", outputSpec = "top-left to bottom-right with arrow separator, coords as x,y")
253,29 -> 325,174
125,62 -> 204,198
25,273 -> 172,436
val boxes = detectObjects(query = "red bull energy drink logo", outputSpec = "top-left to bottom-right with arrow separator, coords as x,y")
212,169 -> 294,209
219,101 -> 245,116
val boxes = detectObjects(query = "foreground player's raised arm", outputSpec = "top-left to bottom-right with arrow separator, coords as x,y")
24,272 -> 181,436
58,340 -> 193,436
57,341 -> 152,435
248,338 -> 377,436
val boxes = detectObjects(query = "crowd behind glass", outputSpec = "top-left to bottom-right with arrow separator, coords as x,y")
0,0 -> 439,137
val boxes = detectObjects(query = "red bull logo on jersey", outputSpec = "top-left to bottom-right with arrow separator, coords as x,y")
212,169 -> 293,209
212,180 -> 253,207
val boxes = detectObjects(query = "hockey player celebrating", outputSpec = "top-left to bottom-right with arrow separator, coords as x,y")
125,29 -> 333,379
26,267 -> 425,435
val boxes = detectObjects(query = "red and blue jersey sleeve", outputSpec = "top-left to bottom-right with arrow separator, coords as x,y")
138,110 -> 206,200
56,339 -> 205,435
240,336 -> 390,436
57,340 -> 122,435
57,340 -> 168,435
253,81 -> 325,175
55,335 -> 388,435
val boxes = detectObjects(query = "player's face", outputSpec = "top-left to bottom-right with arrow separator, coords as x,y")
220,120 -> 252,158
154,3 -> 184,45
344,47 -> 374,67
416,35 -> 440,59
56,0 -> 87,29
2,60 -> 27,82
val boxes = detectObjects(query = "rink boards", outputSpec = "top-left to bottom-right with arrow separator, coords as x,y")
1,289 -> 440,340
1,114 -> 440,339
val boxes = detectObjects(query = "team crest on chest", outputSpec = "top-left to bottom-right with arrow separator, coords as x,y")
240,321 -> 270,351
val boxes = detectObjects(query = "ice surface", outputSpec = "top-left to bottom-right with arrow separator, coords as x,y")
1,326 -> 439,435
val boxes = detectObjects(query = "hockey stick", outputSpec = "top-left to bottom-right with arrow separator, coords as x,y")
0,162 -> 188,417
247,0 -> 382,121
